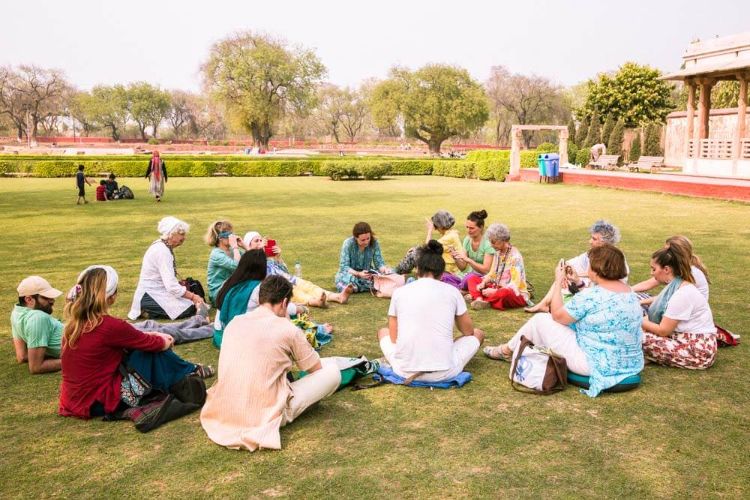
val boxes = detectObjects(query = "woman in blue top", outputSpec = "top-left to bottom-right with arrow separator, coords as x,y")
484,244 -> 643,397
335,222 -> 391,293
205,220 -> 247,304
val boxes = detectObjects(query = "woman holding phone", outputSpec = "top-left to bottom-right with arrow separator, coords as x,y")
205,220 -> 247,304
243,231 -> 351,307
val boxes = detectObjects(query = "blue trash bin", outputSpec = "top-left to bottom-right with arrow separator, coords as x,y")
537,154 -> 547,181
546,153 -> 560,181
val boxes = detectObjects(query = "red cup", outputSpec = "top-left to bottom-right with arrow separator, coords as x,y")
264,239 -> 277,257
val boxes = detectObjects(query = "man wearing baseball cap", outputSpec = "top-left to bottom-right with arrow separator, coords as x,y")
11,276 -> 64,374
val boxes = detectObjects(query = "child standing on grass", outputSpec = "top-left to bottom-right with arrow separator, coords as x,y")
75,165 -> 92,205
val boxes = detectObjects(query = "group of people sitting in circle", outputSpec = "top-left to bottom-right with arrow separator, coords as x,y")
10,211 -> 723,450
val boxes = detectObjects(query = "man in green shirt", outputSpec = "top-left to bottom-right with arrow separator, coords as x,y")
11,276 -> 63,374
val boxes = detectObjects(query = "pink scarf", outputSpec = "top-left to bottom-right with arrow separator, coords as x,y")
151,153 -> 161,182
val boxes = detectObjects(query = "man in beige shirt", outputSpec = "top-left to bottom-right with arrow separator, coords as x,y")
200,275 -> 341,451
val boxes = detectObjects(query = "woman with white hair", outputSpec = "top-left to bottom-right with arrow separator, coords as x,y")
465,223 -> 530,310
524,219 -> 625,314
128,216 -> 206,321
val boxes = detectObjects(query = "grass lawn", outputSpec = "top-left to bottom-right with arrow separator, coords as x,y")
0,176 -> 748,499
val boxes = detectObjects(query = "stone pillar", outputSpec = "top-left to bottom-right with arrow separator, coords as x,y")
559,128 -> 569,166
685,80 -> 696,158
735,75 -> 748,159
508,127 -> 521,181
697,79 -> 714,140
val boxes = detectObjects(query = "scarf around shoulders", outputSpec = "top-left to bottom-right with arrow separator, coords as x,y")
647,277 -> 683,324
219,279 -> 261,330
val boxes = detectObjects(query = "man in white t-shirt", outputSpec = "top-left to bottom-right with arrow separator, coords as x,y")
378,240 -> 484,383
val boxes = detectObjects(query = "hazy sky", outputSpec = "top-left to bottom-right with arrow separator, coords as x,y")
2,0 -> 748,91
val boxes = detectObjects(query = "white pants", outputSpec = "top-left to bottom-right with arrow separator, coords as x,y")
282,358 -> 340,425
380,335 -> 480,382
508,313 -> 591,375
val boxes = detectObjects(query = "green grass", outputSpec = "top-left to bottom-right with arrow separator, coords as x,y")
0,176 -> 748,499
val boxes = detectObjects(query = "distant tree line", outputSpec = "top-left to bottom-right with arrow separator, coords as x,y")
1,32 -> 689,153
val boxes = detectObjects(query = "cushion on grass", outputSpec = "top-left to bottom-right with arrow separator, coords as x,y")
567,371 -> 641,393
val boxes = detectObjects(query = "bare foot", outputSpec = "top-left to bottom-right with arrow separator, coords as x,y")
524,302 -> 549,313
308,292 -> 328,308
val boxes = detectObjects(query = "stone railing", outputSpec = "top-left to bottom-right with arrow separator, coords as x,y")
742,139 -> 750,159
688,139 -> 734,159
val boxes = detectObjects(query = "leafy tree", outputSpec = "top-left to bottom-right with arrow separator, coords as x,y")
607,119 -> 625,164
584,110 -> 601,147
314,84 -> 347,143
166,90 -> 198,139
339,87 -> 368,142
126,82 -> 171,140
89,85 -> 129,141
364,78 -> 402,138
202,31 -> 326,149
643,123 -> 662,156
68,91 -> 99,136
580,62 -> 675,127
567,116 -> 576,144
674,80 -> 749,110
576,114 -> 589,147
601,115 -> 615,147
629,132 -> 642,162
371,64 -> 488,153
485,66 -> 570,148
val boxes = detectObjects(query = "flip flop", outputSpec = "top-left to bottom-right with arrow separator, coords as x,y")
483,345 -> 512,362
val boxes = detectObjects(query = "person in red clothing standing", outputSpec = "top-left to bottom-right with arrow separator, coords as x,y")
59,265 -> 211,432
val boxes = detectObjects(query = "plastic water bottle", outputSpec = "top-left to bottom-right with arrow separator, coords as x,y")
294,260 -> 302,278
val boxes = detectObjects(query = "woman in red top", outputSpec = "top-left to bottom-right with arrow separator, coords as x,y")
59,266 -> 207,420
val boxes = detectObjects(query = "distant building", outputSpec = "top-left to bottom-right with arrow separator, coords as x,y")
662,32 -> 750,178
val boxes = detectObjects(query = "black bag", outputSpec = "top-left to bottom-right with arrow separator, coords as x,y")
180,277 -> 206,300
118,186 -> 134,199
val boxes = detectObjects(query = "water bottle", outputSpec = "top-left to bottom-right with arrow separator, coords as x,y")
294,260 -> 302,278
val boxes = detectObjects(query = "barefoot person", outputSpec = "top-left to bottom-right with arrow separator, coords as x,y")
244,231 -> 352,307
484,244 -> 643,397
335,222 -> 391,293
451,209 -> 494,290
525,220 -> 625,313
377,240 -> 484,384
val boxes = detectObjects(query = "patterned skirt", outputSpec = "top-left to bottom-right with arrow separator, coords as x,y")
642,331 -> 717,370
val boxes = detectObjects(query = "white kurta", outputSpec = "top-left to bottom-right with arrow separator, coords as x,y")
128,240 -> 192,320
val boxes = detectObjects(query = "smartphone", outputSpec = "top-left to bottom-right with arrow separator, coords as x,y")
264,238 -> 277,257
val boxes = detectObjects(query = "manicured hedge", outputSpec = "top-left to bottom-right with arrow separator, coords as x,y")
0,150 -> 542,182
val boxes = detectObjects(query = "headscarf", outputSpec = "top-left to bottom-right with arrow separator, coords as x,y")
67,265 -> 119,301
151,151 -> 162,182
243,231 -> 261,248
158,216 -> 189,238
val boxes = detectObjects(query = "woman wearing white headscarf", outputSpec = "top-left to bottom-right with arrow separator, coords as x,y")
128,217 -> 206,321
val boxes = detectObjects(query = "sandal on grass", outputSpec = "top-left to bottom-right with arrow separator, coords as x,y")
193,364 -> 215,379
483,345 -> 512,362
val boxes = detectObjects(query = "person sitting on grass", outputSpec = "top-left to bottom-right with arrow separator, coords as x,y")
59,266 -> 212,428
450,209 -> 494,290
95,180 -> 108,202
205,220 -> 246,304
104,173 -> 119,199
129,216 -> 207,321
244,231 -> 352,307
11,276 -> 64,374
335,221 -> 391,293
641,247 -> 717,369
465,223 -> 530,311
525,219 -> 625,313
484,244 -> 643,397
394,210 -> 463,288
377,240 -> 485,384
201,275 -> 341,452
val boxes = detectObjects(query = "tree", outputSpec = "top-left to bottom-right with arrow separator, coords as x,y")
366,78 -> 403,138
126,82 -> 171,140
601,115 -> 615,147
486,66 -> 569,148
643,123 -> 662,156
371,64 -> 488,153
629,132 -> 642,162
68,91 -> 99,136
202,32 -> 326,149
89,85 -> 129,141
314,84 -> 346,142
0,65 -> 71,142
576,114 -> 589,147
339,87 -> 368,142
607,119 -> 625,164
167,90 -> 199,139
584,110 -> 601,147
567,116 -> 576,144
580,62 -> 675,127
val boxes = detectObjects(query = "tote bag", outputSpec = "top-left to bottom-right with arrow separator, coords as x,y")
509,335 -> 567,394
